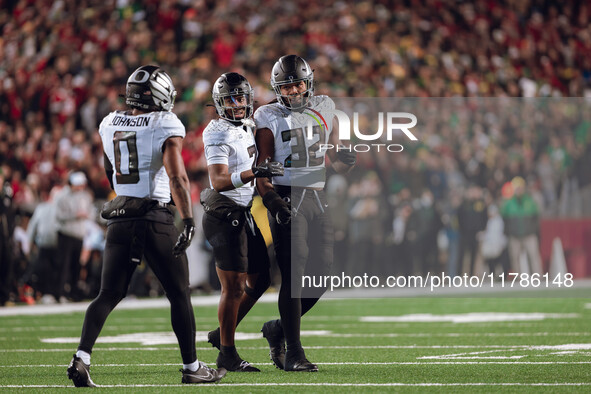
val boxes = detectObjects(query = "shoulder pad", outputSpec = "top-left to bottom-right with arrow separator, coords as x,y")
98,111 -> 117,134
309,95 -> 335,112
153,111 -> 179,124
254,103 -> 289,127
203,119 -> 237,146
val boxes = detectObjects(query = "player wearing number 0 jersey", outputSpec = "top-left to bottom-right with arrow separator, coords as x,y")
255,55 -> 357,372
67,65 -> 225,387
99,110 -> 185,202
201,72 -> 284,372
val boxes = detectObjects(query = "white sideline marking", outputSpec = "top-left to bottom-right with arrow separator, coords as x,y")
325,332 -> 591,338
5,344 -> 591,353
360,313 -> 579,323
4,330 -> 590,339
40,330 -> 330,345
38,330 -> 591,346
3,361 -> 591,368
1,383 -> 591,388
0,293 -> 278,317
419,344 -> 591,360
0,347 -> 182,352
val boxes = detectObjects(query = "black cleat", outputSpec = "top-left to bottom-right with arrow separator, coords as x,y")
207,327 -> 221,350
284,358 -> 318,372
261,319 -> 286,370
181,361 -> 226,384
67,354 -> 97,387
216,352 -> 260,372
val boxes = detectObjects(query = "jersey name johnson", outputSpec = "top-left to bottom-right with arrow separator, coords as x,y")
99,110 -> 185,202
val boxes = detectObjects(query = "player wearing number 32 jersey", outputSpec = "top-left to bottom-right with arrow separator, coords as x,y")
254,94 -> 335,189
67,65 -> 225,387
255,55 -> 356,372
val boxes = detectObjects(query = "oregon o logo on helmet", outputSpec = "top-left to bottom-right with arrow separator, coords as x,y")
306,109 -> 418,153
132,70 -> 150,83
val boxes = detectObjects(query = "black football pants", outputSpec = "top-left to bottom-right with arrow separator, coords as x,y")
77,210 -> 197,364
272,187 -> 334,353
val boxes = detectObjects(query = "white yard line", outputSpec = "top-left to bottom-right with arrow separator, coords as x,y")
2,361 -> 591,368
4,330 -> 589,339
0,293 -> 276,317
1,383 -> 590,388
3,344 -> 591,353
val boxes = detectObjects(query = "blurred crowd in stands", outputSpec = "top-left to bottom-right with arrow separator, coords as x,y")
1,0 -> 591,305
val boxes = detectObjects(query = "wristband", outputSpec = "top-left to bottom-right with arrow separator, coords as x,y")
182,217 -> 195,227
230,172 -> 244,188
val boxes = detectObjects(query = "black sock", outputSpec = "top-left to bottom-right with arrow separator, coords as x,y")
278,287 -> 302,347
220,345 -> 239,359
286,340 -> 305,361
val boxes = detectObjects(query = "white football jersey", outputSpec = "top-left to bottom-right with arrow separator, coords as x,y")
254,95 -> 334,188
99,110 -> 185,203
203,119 -> 256,206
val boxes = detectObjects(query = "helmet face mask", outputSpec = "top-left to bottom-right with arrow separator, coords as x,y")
271,55 -> 314,110
126,65 -> 177,111
212,72 -> 254,122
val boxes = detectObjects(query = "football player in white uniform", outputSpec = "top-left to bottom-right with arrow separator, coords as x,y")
67,65 -> 225,386
255,55 -> 356,371
201,72 -> 284,372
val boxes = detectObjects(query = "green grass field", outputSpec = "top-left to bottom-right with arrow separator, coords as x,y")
1,293 -> 591,393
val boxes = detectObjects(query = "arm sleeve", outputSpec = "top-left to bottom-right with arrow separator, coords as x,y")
204,144 -> 231,166
254,107 -> 274,130
156,113 -> 186,153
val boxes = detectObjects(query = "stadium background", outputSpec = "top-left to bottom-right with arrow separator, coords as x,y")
1,0 -> 591,304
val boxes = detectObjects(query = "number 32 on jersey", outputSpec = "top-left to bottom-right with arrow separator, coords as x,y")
281,125 -> 326,168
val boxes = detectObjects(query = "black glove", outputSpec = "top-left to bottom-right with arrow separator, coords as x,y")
336,148 -> 356,166
173,218 -> 195,257
262,190 -> 291,225
253,158 -> 284,178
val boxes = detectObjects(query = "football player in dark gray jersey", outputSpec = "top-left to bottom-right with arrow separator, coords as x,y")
255,55 -> 356,372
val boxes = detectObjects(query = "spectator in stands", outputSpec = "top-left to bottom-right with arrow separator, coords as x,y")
391,202 -> 413,277
479,204 -> 509,277
501,177 -> 543,274
0,168 -> 16,306
441,191 -> 462,277
27,186 -> 61,304
458,185 -> 488,276
413,189 -> 442,276
55,171 -> 94,302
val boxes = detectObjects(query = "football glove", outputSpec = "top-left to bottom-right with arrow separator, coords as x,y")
262,190 -> 291,225
253,158 -> 284,178
173,218 -> 195,257
336,148 -> 356,166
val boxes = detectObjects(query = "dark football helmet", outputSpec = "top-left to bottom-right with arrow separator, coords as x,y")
125,65 -> 176,111
212,72 -> 254,121
270,55 -> 314,110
